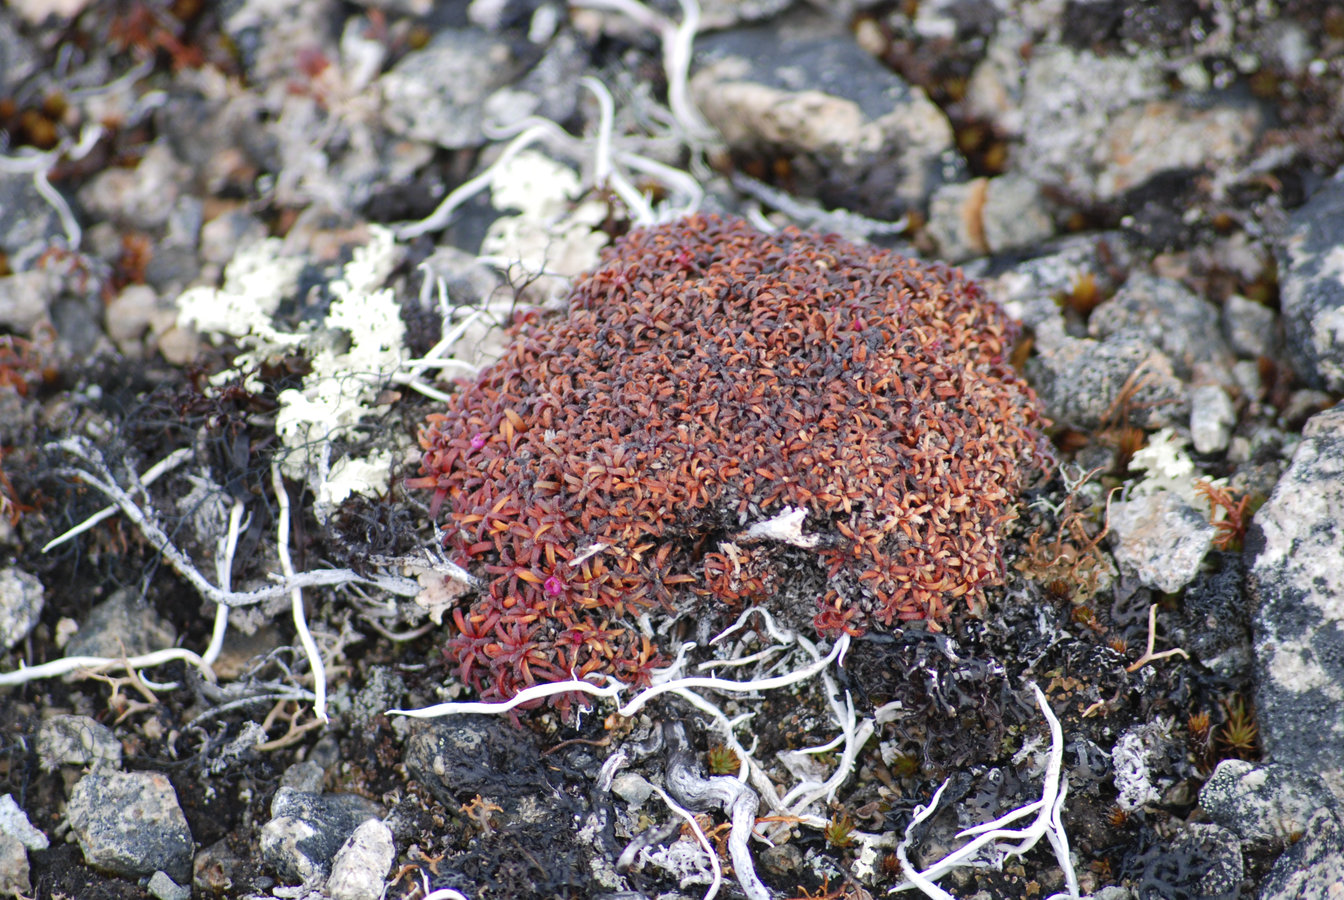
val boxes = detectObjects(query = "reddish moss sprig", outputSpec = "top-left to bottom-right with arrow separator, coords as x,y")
411,214 -> 1049,706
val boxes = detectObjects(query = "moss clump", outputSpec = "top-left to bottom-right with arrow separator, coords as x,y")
411,214 -> 1049,704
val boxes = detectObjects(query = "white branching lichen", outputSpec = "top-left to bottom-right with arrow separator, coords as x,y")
177,226 -> 407,507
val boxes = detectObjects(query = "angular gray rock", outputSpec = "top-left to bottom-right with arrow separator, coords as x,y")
0,173 -> 64,263
1108,491 -> 1215,593
1088,273 -> 1234,384
1170,823 -> 1244,900
1248,404 -> 1344,800
1257,822 -> 1344,900
77,142 -> 189,231
0,568 -> 43,652
66,771 -> 193,883
983,41 -> 1259,204
35,714 -> 122,772
984,231 -> 1138,328
1276,168 -> 1344,391
1025,326 -> 1188,431
0,832 -> 29,899
0,795 -> 39,898
1222,293 -> 1279,360
146,870 -> 191,900
0,795 -> 47,852
928,173 -> 1055,262
1189,384 -> 1237,455
64,587 -> 177,660
326,818 -> 395,900
259,787 -> 383,883
379,28 -> 527,149
689,24 -> 961,219
0,9 -> 41,94
1199,759 -> 1342,847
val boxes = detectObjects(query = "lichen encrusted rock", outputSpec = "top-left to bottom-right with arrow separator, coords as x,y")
1276,166 -> 1344,392
411,214 -> 1050,705
1248,404 -> 1344,801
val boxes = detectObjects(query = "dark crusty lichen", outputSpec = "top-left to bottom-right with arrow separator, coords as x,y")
410,214 -> 1050,704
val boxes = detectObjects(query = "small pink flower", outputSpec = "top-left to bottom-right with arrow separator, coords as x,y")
469,433 -> 487,450
543,575 -> 566,597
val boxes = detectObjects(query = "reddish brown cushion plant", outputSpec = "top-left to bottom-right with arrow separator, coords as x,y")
410,214 -> 1050,706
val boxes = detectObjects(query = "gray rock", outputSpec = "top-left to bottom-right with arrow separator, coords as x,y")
931,174 -> 1054,261
35,714 -> 122,772
199,211 -> 269,266
0,832 -> 28,899
0,268 -> 61,334
66,771 -> 193,883
259,787 -> 383,883
77,143 -> 190,231
0,795 -> 47,851
690,0 -> 795,30
280,760 -> 326,794
0,9 -> 41,94
0,568 -> 43,652
104,284 -> 160,345
1249,404 -> 1344,801
927,179 -> 989,262
326,818 -> 395,900
1109,491 -> 1215,593
0,173 -> 63,263
1189,384 -> 1237,454
484,29 -> 587,135
379,28 -> 527,149
220,0 -> 340,84
1257,821 -> 1344,900
689,26 -> 961,219
152,87 -> 274,184
1276,167 -> 1344,391
980,173 -> 1055,255
146,869 -> 191,900
611,772 -> 653,807
1222,293 -> 1279,360
1025,326 -> 1188,431
1004,44 -> 1258,203
349,0 -> 429,15
50,291 -> 107,360
64,587 -> 177,660
1089,273 -> 1234,384
1199,759 -> 1342,847
985,231 -> 1138,328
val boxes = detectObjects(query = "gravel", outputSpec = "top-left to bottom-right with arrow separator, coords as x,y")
1,0 -> 1342,897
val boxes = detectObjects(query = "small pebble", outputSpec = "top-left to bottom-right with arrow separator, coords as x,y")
0,795 -> 47,851
36,715 -> 121,773
66,771 -> 194,883
147,869 -> 191,900
326,819 -> 395,900
0,568 -> 43,652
